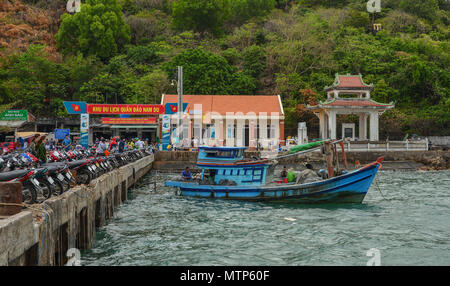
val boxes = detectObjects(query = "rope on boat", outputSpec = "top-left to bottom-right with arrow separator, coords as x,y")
374,177 -> 390,201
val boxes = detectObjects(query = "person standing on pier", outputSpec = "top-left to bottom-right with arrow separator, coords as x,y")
35,135 -> 47,163
96,138 -> 107,156
62,135 -> 72,151
128,139 -> 135,150
109,137 -> 118,152
135,138 -> 144,150
118,138 -> 125,153
29,134 -> 40,154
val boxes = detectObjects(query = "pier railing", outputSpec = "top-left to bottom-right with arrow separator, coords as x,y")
278,139 -> 429,155
344,139 -> 429,152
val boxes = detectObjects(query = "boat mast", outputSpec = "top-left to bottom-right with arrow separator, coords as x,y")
324,141 -> 334,177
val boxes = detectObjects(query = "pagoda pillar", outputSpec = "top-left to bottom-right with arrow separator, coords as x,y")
359,113 -> 367,140
319,111 -> 326,140
328,110 -> 337,140
369,111 -> 379,141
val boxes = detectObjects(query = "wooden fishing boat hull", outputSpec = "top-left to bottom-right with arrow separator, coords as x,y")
165,158 -> 383,204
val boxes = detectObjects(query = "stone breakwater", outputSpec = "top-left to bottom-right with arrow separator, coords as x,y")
0,155 -> 154,266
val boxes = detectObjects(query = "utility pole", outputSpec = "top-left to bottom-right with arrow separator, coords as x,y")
177,66 -> 183,146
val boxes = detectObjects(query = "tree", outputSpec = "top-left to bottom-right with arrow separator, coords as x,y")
79,71 -> 136,104
126,69 -> 169,104
241,44 -> 267,78
163,48 -> 255,94
0,45 -> 69,117
230,0 -> 276,25
56,0 -> 131,60
171,0 -> 231,36
399,0 -> 440,22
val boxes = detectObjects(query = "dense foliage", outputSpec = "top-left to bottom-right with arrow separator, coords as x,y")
56,0 -> 131,60
0,0 -> 449,137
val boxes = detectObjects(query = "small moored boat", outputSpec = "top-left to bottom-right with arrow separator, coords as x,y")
165,143 -> 383,204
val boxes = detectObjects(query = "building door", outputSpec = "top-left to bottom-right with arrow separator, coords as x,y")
142,130 -> 156,142
344,128 -> 353,139
120,131 -> 138,140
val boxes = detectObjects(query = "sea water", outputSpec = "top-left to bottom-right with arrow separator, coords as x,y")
82,170 -> 450,266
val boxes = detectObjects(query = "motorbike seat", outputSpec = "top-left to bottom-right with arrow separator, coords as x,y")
0,169 -> 30,181
68,160 -> 87,168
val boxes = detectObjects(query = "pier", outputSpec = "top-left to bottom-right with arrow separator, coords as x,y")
0,154 -> 154,266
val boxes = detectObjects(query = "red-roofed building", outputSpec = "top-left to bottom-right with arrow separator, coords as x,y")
161,94 -> 285,149
307,74 -> 394,141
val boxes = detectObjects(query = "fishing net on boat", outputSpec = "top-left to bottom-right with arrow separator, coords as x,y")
218,179 -> 237,186
288,141 -> 326,154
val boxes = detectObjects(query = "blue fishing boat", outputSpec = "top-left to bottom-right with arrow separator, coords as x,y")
165,144 -> 383,204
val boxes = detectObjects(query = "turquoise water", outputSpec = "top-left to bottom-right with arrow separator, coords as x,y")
82,170 -> 450,266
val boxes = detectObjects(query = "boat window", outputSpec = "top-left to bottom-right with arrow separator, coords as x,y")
216,151 -> 234,158
205,151 -> 218,157
230,170 -> 233,175
252,168 -> 263,182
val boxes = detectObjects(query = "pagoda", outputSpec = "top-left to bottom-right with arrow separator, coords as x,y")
307,73 -> 394,141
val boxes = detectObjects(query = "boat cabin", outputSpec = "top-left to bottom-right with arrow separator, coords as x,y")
196,146 -> 271,186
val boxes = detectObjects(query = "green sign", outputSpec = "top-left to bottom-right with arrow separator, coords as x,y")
0,110 -> 28,121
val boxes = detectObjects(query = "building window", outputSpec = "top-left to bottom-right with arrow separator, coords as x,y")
227,124 -> 235,138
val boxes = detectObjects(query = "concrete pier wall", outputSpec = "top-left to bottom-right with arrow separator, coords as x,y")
0,154 -> 154,266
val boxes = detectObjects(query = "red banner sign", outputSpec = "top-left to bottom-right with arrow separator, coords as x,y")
101,117 -> 157,124
87,104 -> 164,115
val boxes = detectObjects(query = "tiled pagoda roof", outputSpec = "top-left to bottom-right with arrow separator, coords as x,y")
324,73 -> 374,91
307,98 -> 395,109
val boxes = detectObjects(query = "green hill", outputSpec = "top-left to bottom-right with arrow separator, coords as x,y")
0,0 -> 449,137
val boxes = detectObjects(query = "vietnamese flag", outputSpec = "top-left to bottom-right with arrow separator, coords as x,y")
170,105 -> 178,113
72,104 -> 81,112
